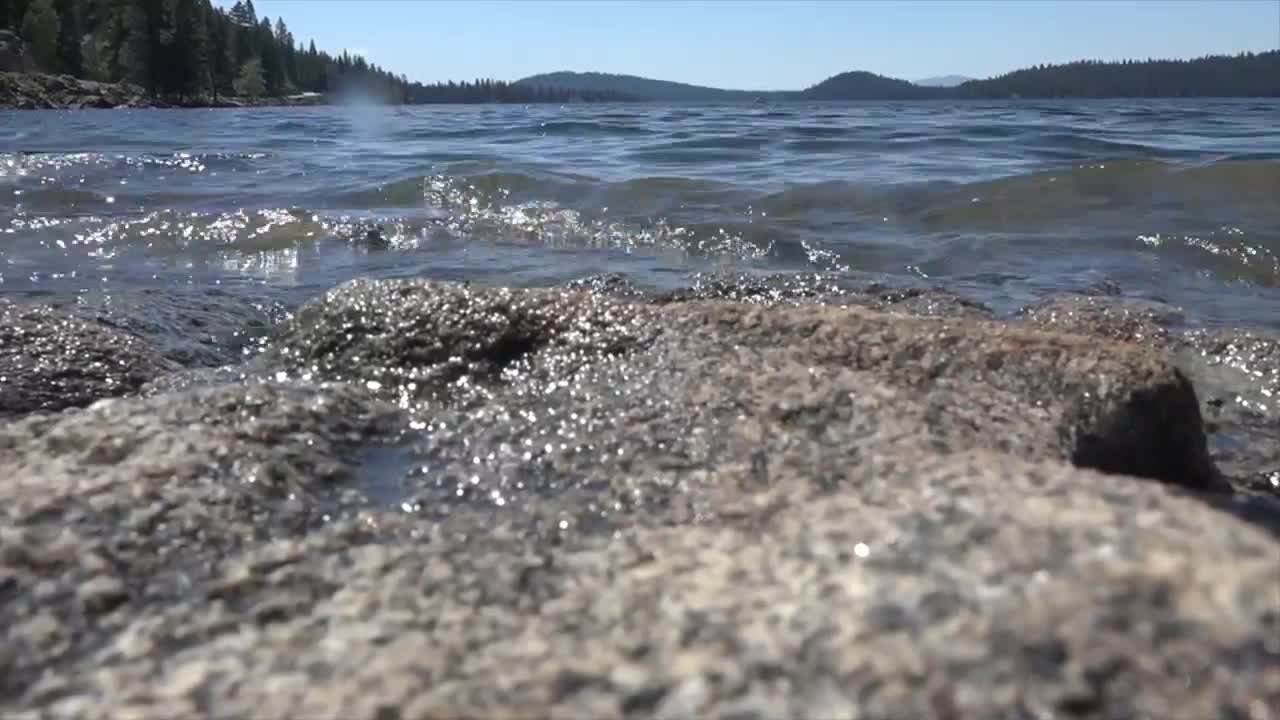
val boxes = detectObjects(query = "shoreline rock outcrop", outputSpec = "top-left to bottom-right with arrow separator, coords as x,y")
0,71 -> 329,110
1,276 -> 1277,719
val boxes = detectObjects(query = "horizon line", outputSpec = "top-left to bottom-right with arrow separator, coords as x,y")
396,47 -> 1275,91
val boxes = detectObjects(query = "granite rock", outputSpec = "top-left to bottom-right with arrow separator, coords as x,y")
0,302 -> 179,418
2,278 -> 1277,719
1017,292 -> 1280,499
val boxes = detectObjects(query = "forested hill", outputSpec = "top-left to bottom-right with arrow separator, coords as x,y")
0,0 -> 409,102
3,0 -> 1276,104
516,71 -> 792,102
0,0 -> 631,104
948,52 -> 1280,99
534,52 -> 1280,102
800,71 -> 933,100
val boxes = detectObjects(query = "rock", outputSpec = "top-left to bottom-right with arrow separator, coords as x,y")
562,272 -> 650,299
260,278 -> 660,410
2,279 -> 1276,719
32,286 -> 288,367
1016,293 -> 1187,344
0,71 -> 150,110
652,271 -> 850,306
1015,292 -> 1280,499
0,381 -> 404,701
648,272 -> 994,320
1,70 -> 327,110
0,302 -> 179,418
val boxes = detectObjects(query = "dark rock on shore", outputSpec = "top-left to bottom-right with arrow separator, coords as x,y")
0,301 -> 179,418
1,277 -> 1277,718
29,286 -> 289,367
0,71 -> 151,110
0,70 -> 331,110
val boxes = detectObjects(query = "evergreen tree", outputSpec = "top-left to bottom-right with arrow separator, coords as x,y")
232,55 -> 264,97
120,0 -> 173,95
19,0 -> 58,70
3,0 -> 35,32
51,0 -> 80,75
255,15 -> 283,94
207,0 -> 234,100
228,0 -> 252,27
172,0 -> 208,99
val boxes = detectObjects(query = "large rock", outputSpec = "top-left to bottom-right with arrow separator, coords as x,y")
1018,292 -> 1280,497
0,302 -> 179,418
268,279 -> 1215,490
2,279 -> 1276,719
0,71 -> 150,110
32,286 -> 288,367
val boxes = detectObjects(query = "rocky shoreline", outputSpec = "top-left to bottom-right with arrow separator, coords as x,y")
0,71 -> 328,110
1,274 -> 1278,718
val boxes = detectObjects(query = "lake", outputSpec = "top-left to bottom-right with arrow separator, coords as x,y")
3,99 -> 1279,337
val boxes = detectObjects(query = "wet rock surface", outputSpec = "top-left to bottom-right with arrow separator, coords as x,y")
2,275 -> 1278,718
0,301 -> 180,418
1019,292 -> 1280,501
14,286 -> 288,367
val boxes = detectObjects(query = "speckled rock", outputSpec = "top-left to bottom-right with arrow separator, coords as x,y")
1177,327 -> 1280,496
1016,292 -> 1280,498
33,286 -> 289,367
646,271 -> 994,320
0,302 -> 179,418
0,381 -> 403,701
260,277 -> 660,410
1015,293 -> 1187,343
3,279 -> 1277,719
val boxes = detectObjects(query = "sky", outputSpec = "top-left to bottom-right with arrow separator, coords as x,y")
217,0 -> 1280,90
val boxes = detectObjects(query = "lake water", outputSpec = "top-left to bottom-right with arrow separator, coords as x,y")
2,99 -> 1279,343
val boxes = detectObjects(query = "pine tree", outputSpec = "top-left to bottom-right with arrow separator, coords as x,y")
4,0 -> 35,32
51,0 -> 81,75
172,0 -> 208,99
228,0 -> 252,27
207,0 -> 234,101
255,15 -> 282,95
232,55 -> 264,97
19,0 -> 58,70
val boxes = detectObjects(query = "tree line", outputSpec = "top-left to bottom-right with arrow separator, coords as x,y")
947,53 -> 1280,99
0,0 -> 632,103
4,0 -> 1275,103
800,51 -> 1280,100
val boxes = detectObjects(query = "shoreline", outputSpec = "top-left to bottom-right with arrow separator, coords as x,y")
0,71 -> 329,110
5,71 -> 1277,111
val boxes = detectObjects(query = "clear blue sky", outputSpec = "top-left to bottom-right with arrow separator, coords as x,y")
217,0 -> 1280,89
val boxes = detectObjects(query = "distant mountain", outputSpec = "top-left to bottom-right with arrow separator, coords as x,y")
915,75 -> 974,87
801,71 -> 934,100
515,71 -> 792,102
519,51 -> 1277,105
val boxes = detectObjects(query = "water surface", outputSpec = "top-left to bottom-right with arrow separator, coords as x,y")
3,99 -> 1278,337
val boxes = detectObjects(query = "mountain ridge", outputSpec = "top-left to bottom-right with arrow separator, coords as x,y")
515,71 -> 792,101
519,51 -> 1280,101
